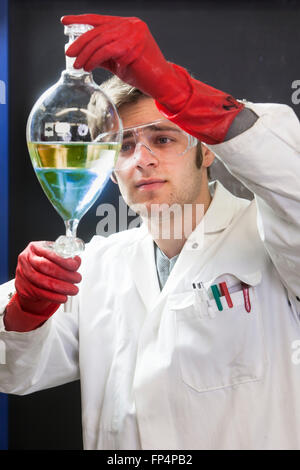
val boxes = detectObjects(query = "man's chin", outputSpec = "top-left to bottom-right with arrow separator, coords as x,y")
129,202 -> 153,218
129,201 -> 175,219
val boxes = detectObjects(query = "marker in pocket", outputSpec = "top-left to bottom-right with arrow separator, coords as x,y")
219,282 -> 233,308
211,284 -> 223,311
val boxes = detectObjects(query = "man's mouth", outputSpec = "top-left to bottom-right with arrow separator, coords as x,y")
135,179 -> 167,191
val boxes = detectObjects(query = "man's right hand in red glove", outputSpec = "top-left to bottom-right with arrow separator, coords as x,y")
4,242 -> 82,332
61,14 -> 245,145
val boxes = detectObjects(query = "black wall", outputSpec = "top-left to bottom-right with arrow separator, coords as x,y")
8,0 -> 300,449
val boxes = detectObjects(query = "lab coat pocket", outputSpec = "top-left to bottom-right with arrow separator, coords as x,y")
171,283 -> 266,393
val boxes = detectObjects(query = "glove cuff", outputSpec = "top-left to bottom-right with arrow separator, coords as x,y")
155,63 -> 245,144
4,293 -> 60,332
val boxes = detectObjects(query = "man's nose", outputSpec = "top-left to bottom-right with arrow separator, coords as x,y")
133,142 -> 158,168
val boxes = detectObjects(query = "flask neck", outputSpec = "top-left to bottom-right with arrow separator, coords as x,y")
64,43 -> 90,77
64,25 -> 94,77
60,68 -> 94,84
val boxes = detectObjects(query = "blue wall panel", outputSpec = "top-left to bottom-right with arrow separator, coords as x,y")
0,0 -> 9,451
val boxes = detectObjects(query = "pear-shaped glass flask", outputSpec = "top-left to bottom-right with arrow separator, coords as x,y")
26,23 -> 122,258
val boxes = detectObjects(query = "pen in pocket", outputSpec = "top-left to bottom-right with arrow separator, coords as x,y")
192,282 -> 215,318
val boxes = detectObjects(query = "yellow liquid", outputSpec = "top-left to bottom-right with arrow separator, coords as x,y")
27,141 -> 121,169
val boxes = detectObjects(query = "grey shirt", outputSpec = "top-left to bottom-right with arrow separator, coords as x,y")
154,243 -> 179,290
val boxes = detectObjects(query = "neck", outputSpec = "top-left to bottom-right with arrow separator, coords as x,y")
144,181 -> 212,259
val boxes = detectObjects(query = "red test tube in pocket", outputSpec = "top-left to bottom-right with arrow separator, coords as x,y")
241,282 -> 251,313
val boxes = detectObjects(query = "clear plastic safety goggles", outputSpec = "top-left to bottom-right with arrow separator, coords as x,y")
114,119 -> 198,171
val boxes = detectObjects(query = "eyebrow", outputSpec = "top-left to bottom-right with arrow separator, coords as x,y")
123,131 -> 135,139
147,124 -> 181,133
123,125 -> 181,139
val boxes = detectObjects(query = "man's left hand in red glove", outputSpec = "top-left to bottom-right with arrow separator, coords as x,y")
61,14 -> 251,145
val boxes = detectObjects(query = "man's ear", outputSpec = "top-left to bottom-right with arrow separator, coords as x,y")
201,143 -> 215,168
110,171 -> 118,184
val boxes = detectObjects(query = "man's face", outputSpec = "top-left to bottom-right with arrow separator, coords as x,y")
114,97 -> 209,216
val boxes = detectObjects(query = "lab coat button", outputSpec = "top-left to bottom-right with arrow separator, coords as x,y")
192,242 -> 199,249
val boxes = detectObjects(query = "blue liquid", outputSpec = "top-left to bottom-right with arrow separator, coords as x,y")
35,168 -> 110,221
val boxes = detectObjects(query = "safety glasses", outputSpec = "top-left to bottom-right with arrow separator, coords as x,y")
119,119 -> 198,160
95,118 -> 198,172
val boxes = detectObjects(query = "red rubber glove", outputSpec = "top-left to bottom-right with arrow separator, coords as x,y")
5,242 -> 82,332
61,14 -> 244,144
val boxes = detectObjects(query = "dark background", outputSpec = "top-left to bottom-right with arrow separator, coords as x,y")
8,0 -> 300,449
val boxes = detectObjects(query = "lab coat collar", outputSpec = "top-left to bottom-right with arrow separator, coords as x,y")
205,180 -> 239,233
181,180 -> 241,250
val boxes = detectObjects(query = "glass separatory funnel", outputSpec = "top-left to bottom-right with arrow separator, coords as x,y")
26,22 -> 122,258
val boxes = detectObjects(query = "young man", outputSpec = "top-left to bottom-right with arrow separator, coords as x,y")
0,14 -> 300,450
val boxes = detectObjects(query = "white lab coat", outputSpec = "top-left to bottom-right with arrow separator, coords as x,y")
1,102 -> 300,450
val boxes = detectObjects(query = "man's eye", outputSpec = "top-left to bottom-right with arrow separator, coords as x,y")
155,136 -> 173,145
121,142 -> 135,153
